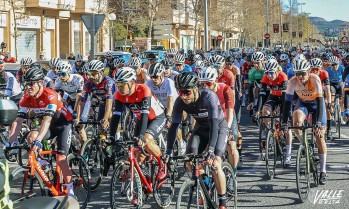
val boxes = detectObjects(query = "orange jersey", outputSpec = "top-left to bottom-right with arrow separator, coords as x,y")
261,72 -> 288,97
217,69 -> 235,89
286,73 -> 323,102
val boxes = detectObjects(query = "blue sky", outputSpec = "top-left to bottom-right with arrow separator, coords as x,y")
287,0 -> 349,21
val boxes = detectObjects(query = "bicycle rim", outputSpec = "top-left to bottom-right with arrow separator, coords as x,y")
67,153 -> 91,209
110,162 -> 143,209
266,130 -> 276,179
176,178 -> 207,209
296,145 -> 310,202
336,105 -> 341,138
222,162 -> 238,208
153,168 -> 175,208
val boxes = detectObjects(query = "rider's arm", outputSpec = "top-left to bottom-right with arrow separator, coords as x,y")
207,92 -> 222,151
76,83 -> 90,120
8,117 -> 24,143
315,97 -> 325,125
323,74 -> 331,105
256,83 -> 268,112
103,99 -> 113,121
110,99 -> 123,138
103,78 -> 116,120
281,78 -> 295,124
224,85 -> 235,128
166,98 -> 184,155
166,96 -> 174,117
138,96 -> 151,137
281,80 -> 288,109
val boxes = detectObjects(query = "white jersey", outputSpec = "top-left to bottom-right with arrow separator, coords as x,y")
54,74 -> 84,100
47,70 -> 58,81
44,76 -> 53,88
0,72 -> 22,97
146,77 -> 178,108
168,70 -> 179,81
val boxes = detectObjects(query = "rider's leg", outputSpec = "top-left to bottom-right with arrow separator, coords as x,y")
226,141 -> 239,174
292,110 -> 307,143
211,156 -> 227,207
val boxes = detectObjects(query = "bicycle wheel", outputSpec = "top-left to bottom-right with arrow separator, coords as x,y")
110,162 -> 143,209
176,178 -> 207,209
153,161 -> 176,208
9,167 -> 45,202
296,145 -> 310,202
265,130 -> 276,179
220,162 -> 237,208
336,104 -> 341,139
17,132 -> 30,166
67,153 -> 91,209
80,138 -> 103,191
259,125 -> 266,161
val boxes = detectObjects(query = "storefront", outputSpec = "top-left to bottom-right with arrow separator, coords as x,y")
0,13 -> 7,51
44,17 -> 55,59
180,32 -> 194,51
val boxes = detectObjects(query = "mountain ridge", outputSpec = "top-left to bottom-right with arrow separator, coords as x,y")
309,17 -> 346,35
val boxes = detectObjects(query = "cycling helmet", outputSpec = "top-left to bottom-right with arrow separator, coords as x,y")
310,58 -> 322,68
293,59 -> 310,72
345,55 -> 349,61
174,54 -> 185,63
131,48 -> 139,54
280,54 -> 289,61
161,59 -> 173,68
339,50 -> 347,57
198,66 -> 218,82
225,56 -> 235,63
209,55 -> 225,67
147,53 -> 156,60
193,54 -> 203,61
114,67 -> 136,83
321,53 -> 330,60
194,60 -> 205,69
88,60 -> 104,72
106,51 -> 113,57
57,61 -> 72,74
179,48 -> 185,54
223,50 -> 232,57
148,63 -> 165,76
113,58 -> 126,66
294,54 -> 306,61
174,71 -> 199,90
195,48 -> 202,54
328,56 -> 340,64
49,57 -> 62,68
290,51 -> 297,57
268,56 -> 277,61
251,52 -> 265,62
188,49 -> 193,55
168,48 -> 178,55
75,54 -> 83,62
24,65 -> 45,81
246,54 -> 252,62
20,57 -> 33,66
264,59 -> 279,72
128,57 -> 142,67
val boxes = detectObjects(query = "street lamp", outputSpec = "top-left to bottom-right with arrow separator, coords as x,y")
109,13 -> 117,51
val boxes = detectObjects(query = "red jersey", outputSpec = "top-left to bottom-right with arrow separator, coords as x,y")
242,62 -> 253,75
4,57 -> 16,63
215,83 -> 234,117
17,88 -> 72,124
114,84 -> 164,120
217,69 -> 235,89
261,71 -> 288,97
310,69 -> 329,89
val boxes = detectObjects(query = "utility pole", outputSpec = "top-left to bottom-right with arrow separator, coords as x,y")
290,0 -> 293,48
266,0 -> 269,48
204,0 -> 209,52
279,0 -> 283,49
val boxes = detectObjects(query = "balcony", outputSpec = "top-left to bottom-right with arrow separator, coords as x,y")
26,0 -> 59,9
73,0 -> 102,14
57,0 -> 76,11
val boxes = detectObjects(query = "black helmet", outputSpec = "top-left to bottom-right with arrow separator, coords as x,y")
225,56 -> 235,63
345,55 -> 349,61
321,53 -> 329,61
161,59 -> 173,68
174,72 -> 199,90
246,54 -> 252,62
147,53 -> 156,60
24,65 -> 45,81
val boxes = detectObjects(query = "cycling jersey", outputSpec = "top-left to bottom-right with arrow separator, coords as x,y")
17,88 -> 73,124
310,70 -> 330,89
81,76 -> 115,105
344,74 -> 349,91
46,70 -> 58,81
3,57 -> 16,63
279,63 -> 294,79
248,67 -> 265,84
166,70 -> 179,80
215,83 -> 235,117
260,71 -> 288,97
173,64 -> 192,73
217,69 -> 235,89
0,72 -> 22,97
286,74 -> 323,102
242,62 -> 253,76
145,77 -> 178,108
54,74 -> 84,101
71,61 -> 86,74
326,65 -> 345,83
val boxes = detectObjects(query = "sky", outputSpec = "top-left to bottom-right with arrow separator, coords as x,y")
290,0 -> 349,21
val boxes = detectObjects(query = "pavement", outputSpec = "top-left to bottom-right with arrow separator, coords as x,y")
9,108 -> 349,209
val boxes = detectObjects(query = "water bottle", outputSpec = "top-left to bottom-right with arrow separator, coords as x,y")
39,159 -> 54,181
201,173 -> 212,192
63,92 -> 69,100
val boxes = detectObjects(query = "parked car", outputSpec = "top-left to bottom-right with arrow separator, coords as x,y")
151,45 -> 166,51
95,51 -> 132,65
141,50 -> 166,63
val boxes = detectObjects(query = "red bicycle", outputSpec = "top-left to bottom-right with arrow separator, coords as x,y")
8,144 -> 91,209
109,140 -> 175,209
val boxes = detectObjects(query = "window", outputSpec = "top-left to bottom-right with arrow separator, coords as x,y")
73,21 -> 80,55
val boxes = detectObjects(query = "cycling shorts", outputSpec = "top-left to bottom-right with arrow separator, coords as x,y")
330,82 -> 344,97
295,100 -> 327,126
134,113 -> 166,140
264,95 -> 282,111
187,123 -> 228,158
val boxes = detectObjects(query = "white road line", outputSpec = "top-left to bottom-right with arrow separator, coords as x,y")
327,147 -> 349,152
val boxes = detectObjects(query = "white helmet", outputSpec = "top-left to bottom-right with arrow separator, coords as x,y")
49,57 -> 62,68
88,60 -> 104,72
20,57 -> 33,66
294,54 -> 306,61
193,54 -> 203,61
199,66 -> 218,82
251,52 -> 265,62
310,58 -> 322,68
209,55 -> 225,67
167,48 -> 178,55
328,56 -> 339,64
114,67 -> 136,83
128,57 -> 142,68
280,54 -> 289,61
148,63 -> 165,76
57,61 -> 72,74
264,59 -> 279,72
293,59 -> 310,72
174,54 -> 185,63
194,60 -> 205,69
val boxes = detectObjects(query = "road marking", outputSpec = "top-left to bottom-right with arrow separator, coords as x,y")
340,134 -> 349,139
327,147 -> 349,152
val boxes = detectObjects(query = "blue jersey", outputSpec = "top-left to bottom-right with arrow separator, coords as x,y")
326,65 -> 345,83
280,63 -> 294,79
344,74 -> 349,90
172,64 -> 192,73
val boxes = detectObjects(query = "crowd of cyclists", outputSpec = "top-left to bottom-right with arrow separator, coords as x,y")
1,45 -> 349,208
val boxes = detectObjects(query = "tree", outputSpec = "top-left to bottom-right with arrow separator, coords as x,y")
7,0 -> 26,59
189,0 -> 204,48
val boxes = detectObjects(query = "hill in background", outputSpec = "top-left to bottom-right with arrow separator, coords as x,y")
309,17 -> 345,35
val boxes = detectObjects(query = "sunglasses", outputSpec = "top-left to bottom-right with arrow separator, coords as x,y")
178,89 -> 193,97
331,63 -> 338,66
76,60 -> 82,63
295,71 -> 307,77
199,82 -> 214,87
151,75 -> 160,79
265,71 -> 275,75
175,64 -> 183,66
116,82 -> 126,88
24,81 -> 38,87
59,72 -> 68,77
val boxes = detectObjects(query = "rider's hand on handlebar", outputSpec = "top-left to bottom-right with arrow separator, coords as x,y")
32,140 -> 43,152
314,123 -> 323,138
101,118 -> 110,129
205,148 -> 216,166
247,103 -> 254,111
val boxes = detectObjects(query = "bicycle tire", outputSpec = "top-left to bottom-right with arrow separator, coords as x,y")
110,162 -> 143,209
176,178 -> 207,209
222,162 -> 238,209
67,153 -> 91,209
80,138 -> 103,191
296,145 -> 310,202
259,125 -> 266,161
153,162 -> 176,208
9,166 -> 45,202
265,130 -> 276,179
336,104 -> 341,139
17,132 -> 30,166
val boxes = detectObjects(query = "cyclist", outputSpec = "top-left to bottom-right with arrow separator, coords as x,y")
3,51 -> 16,63
173,54 -> 192,72
29,63 -> 54,89
326,56 -> 345,140
166,48 -> 177,61
343,73 -> 349,123
165,72 -> 228,209
143,53 -> 157,70
16,57 -> 34,86
193,60 -> 205,74
162,59 -> 178,80
8,66 -> 75,197
47,57 -> 62,81
241,54 -> 253,107
199,66 -> 239,174
110,67 -> 167,184
0,60 -> 22,103
71,54 -> 86,74
103,51 -> 115,69
280,59 -> 328,185
279,53 -> 294,79
321,53 -> 330,71
75,60 -> 116,175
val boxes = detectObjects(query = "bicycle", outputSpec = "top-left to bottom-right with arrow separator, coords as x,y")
288,125 -> 320,202
259,115 -> 286,179
175,154 -> 237,209
8,144 -> 91,209
331,94 -> 341,139
110,140 -> 174,209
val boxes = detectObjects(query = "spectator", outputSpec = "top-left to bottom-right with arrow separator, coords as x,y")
3,51 -> 16,63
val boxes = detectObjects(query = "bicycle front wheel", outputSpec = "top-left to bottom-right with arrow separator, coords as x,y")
296,145 -> 310,202
265,130 -> 276,179
176,178 -> 207,209
223,162 -> 237,209
336,104 -> 341,138
153,162 -> 176,208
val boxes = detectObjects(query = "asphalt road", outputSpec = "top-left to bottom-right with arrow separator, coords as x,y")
9,108 -> 349,209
